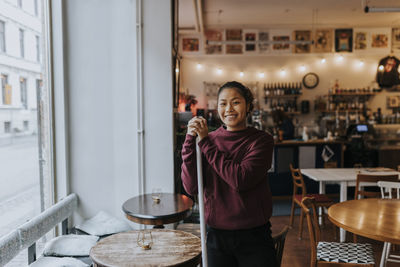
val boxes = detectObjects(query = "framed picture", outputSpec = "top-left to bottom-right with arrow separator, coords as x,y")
392,28 -> 400,53
335,29 -> 353,52
226,29 -> 243,54
243,30 -> 257,53
387,96 -> 400,108
271,29 -> 291,53
372,33 -> 389,48
204,29 -> 223,55
314,29 -> 333,53
182,38 -> 199,52
354,32 -> 367,50
293,30 -> 311,53
258,30 -> 269,53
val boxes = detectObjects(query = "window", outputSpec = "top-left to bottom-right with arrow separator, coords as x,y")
0,20 -> 5,53
36,35 -> 40,62
1,74 -> 8,104
23,120 -> 29,131
4,121 -> 10,133
18,0 -> 22,8
34,0 -> 38,16
19,28 -> 24,58
20,77 -> 27,109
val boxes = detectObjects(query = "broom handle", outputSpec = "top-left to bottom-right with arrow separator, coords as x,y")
196,139 -> 208,267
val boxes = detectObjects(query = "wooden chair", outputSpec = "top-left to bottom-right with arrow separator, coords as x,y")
353,173 -> 399,243
300,197 -> 375,267
272,225 -> 289,267
289,164 -> 335,239
377,181 -> 400,267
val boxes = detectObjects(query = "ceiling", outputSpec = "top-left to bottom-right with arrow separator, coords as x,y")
179,0 -> 400,33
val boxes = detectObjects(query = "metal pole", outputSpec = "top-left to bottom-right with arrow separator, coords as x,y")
196,139 -> 208,267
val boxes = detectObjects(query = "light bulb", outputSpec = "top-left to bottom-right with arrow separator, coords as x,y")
378,65 -> 384,71
299,65 -> 306,72
258,72 -> 265,78
280,69 -> 286,76
175,68 -> 179,73
196,63 -> 202,70
321,58 -> 326,63
359,60 -> 364,67
239,71 -> 244,77
216,68 -> 223,75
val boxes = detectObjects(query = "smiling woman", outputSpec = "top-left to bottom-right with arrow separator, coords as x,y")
181,81 -> 276,267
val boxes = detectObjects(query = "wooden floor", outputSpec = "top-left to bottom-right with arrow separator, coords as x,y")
270,215 -> 400,267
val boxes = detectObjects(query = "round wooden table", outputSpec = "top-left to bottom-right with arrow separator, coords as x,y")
90,230 -> 202,267
328,198 -> 400,245
122,193 -> 193,227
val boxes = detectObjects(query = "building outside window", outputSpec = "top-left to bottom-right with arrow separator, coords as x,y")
19,28 -> 24,58
4,121 -> 11,133
20,77 -> 27,109
17,0 -> 22,8
23,120 -> 29,131
0,20 -> 5,53
36,35 -> 40,62
34,0 -> 38,16
1,74 -> 8,104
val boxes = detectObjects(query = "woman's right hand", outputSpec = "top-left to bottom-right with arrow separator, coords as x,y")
187,116 -> 201,136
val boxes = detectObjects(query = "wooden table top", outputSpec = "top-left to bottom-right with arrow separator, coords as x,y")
328,199 -> 400,244
122,193 -> 194,226
90,230 -> 202,267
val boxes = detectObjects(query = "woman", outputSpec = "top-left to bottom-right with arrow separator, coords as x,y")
181,81 -> 276,267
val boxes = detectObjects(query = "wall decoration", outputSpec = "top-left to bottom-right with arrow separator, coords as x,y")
335,29 -> 353,52
258,30 -> 269,53
314,29 -> 333,53
371,33 -> 388,48
354,32 -> 367,50
387,95 -> 400,108
293,30 -> 311,53
273,36 -> 290,50
226,29 -> 243,54
392,28 -> 400,53
270,29 -> 291,53
204,29 -> 223,55
182,38 -> 199,52
243,30 -> 257,53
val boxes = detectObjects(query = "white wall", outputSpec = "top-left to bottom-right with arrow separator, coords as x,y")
58,0 -> 174,225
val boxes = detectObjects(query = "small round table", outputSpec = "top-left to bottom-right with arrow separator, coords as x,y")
122,193 -> 193,227
90,230 -> 202,267
328,198 -> 400,245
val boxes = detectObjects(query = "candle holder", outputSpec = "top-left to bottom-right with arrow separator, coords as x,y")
137,230 -> 153,250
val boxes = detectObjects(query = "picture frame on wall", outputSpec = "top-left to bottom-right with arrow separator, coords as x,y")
392,28 -> 400,53
258,30 -> 269,53
314,29 -> 333,53
182,37 -> 200,52
243,29 -> 258,53
293,30 -> 311,53
371,33 -> 389,48
354,31 -> 367,50
335,29 -> 353,52
204,29 -> 223,55
270,29 -> 291,53
226,29 -> 243,54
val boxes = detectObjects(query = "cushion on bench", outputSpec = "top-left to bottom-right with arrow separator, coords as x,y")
43,234 -> 99,257
75,211 -> 132,236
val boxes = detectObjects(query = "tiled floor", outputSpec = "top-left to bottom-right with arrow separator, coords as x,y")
270,215 -> 400,267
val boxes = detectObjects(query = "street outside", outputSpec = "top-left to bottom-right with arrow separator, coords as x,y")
0,135 -> 44,266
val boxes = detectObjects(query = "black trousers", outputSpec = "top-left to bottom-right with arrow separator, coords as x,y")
206,222 -> 277,267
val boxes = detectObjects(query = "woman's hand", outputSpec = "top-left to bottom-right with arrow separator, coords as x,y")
187,116 -> 208,140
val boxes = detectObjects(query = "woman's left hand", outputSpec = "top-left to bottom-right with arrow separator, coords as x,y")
193,116 -> 208,140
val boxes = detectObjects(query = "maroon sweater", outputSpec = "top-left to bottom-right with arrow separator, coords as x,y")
181,126 -> 274,230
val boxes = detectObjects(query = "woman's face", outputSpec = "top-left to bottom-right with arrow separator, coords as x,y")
217,88 -> 249,131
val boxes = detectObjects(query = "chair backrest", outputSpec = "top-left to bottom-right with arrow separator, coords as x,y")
355,174 -> 399,199
324,161 -> 337,168
290,164 -> 307,197
272,225 -> 289,267
300,197 -> 320,265
377,181 -> 400,199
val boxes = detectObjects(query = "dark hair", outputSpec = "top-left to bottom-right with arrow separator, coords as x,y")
217,81 -> 254,113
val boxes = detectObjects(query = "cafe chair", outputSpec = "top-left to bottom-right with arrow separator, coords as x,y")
300,197 -> 375,267
377,181 -> 400,267
353,173 -> 399,243
272,225 -> 289,267
289,164 -> 335,240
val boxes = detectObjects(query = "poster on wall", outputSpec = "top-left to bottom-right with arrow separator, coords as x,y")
293,30 -> 311,53
335,29 -> 353,52
243,30 -> 257,53
204,29 -> 223,55
371,33 -> 389,48
354,32 -> 367,50
226,29 -> 243,54
314,29 -> 333,53
182,38 -> 199,52
392,28 -> 400,53
270,29 -> 291,53
258,30 -> 269,53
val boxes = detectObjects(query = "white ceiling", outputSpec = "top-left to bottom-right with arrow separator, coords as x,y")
179,0 -> 400,32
